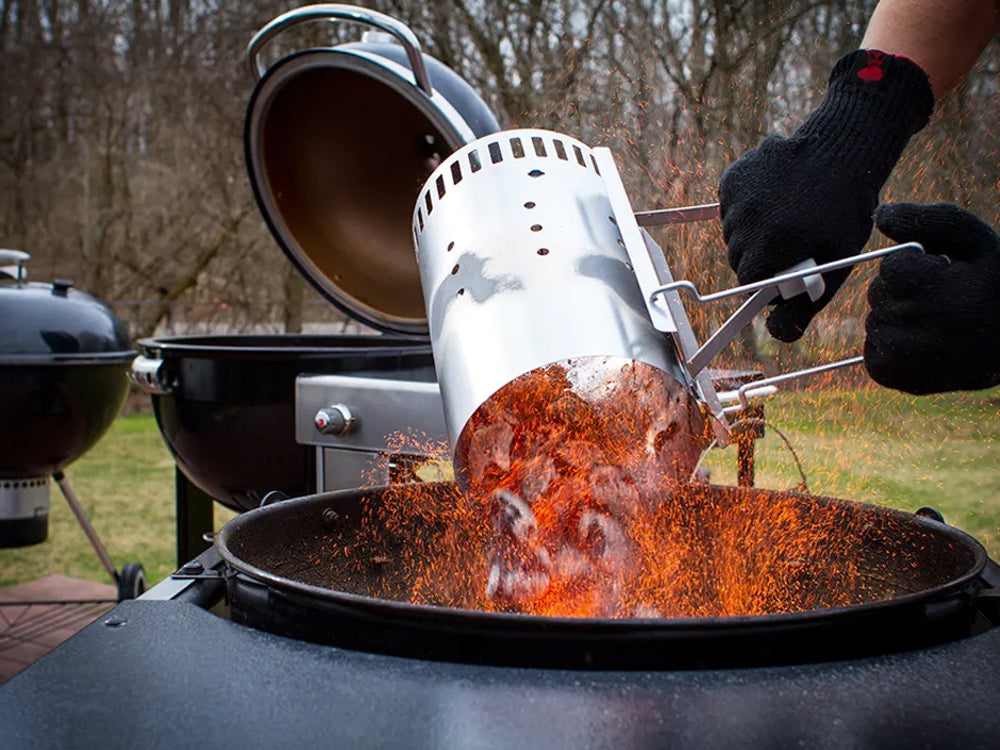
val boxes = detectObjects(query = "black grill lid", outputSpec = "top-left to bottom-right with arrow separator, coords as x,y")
0,250 -> 132,362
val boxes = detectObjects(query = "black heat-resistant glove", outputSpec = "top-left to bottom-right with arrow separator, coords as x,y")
719,50 -> 934,342
864,203 -> 1000,394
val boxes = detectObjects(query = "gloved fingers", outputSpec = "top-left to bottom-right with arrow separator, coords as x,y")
721,137 -> 828,281
864,281 -> 935,349
765,268 -> 851,342
719,136 -> 792,211
870,246 -> 950,299
866,205 -> 1000,395
864,290 -> 939,368
728,226 -> 822,286
766,296 -> 815,343
863,333 -> 939,395
874,202 -> 999,260
864,281 -> 996,395
717,142 -> 762,217
863,315 -> 965,395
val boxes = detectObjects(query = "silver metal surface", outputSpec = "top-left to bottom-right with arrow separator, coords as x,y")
655,244 -> 923,306
129,354 -> 172,395
317,443 -> 451,491
592,152 -> 729,442
635,203 -> 721,227
313,404 -> 356,436
727,357 -> 865,413
319,447 -> 390,491
413,129 -> 693,449
301,369 -> 449,489
296,374 -> 447,451
0,477 -> 49,522
0,249 -> 30,265
660,243 -> 923,376
594,148 -> 677,334
0,248 -> 30,282
247,3 -> 433,94
638,229 -> 730,445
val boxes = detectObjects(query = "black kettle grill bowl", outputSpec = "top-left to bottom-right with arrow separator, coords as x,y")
0,275 -> 133,479
216,482 -> 990,670
0,271 -> 133,547
138,335 -> 435,512
0,357 -> 132,479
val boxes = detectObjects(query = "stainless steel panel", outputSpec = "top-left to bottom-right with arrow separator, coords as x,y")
296,374 -> 448,451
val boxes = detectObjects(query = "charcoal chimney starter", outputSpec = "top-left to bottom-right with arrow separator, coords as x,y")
412,130 -> 711,489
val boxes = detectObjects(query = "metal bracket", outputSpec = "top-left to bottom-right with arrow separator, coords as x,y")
169,571 -> 230,582
593,148 -> 738,443
635,203 -> 720,227
592,147 -> 678,334
640,229 -> 731,445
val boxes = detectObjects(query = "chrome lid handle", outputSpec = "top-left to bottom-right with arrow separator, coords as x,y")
0,249 -> 30,284
247,4 -> 433,95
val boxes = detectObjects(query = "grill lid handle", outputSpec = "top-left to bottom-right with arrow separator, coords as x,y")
0,249 -> 30,284
246,4 -> 433,95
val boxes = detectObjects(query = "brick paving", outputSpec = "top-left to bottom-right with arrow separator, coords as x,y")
0,576 -> 116,684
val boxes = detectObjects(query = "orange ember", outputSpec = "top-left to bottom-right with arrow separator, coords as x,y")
325,358 -> 943,620
452,357 -> 711,617
319,480 -> 944,620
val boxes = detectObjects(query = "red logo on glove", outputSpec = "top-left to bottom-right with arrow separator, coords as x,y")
858,50 -> 888,82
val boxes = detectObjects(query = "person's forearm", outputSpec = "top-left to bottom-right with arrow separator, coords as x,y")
862,0 -> 1000,97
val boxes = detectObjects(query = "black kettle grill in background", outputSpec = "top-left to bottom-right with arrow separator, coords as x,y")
0,249 -> 146,600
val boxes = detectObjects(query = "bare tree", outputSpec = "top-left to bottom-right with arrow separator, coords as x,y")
0,0 -> 995,361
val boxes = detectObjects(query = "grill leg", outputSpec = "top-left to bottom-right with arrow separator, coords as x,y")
734,404 -> 765,488
52,470 -> 119,583
736,437 -> 755,487
175,468 -> 214,566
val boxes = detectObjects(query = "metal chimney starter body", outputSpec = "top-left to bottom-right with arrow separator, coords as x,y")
412,129 -> 706,488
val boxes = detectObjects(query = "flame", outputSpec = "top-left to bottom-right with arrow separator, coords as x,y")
331,358 -> 936,620
329,473 -> 929,620
451,357 -> 711,617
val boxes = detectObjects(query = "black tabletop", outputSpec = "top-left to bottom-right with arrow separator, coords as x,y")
3,599 -> 999,749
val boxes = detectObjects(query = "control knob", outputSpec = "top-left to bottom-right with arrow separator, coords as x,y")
313,404 -> 356,436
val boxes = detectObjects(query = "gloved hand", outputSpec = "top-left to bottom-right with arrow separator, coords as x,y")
864,203 -> 1000,394
719,50 -> 934,342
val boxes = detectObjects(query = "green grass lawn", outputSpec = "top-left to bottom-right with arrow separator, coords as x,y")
0,415 -> 235,589
701,387 -> 1000,556
1,387 -> 997,589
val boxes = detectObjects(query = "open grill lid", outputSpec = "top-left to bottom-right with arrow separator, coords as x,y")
244,5 -> 500,336
0,250 -> 132,363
